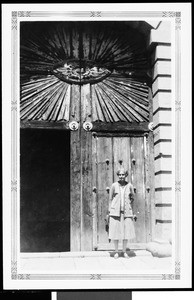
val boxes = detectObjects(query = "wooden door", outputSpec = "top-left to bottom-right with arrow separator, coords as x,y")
92,133 -> 151,250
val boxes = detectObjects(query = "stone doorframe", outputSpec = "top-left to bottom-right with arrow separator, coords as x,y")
148,21 -> 172,243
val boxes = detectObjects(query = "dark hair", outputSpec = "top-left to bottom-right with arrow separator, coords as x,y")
116,168 -> 128,177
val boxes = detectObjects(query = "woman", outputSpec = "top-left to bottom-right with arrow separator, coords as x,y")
108,167 -> 135,259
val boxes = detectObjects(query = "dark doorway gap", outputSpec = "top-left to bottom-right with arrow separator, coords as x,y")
20,128 -> 70,252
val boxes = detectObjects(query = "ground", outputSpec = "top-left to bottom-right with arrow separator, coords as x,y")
20,250 -> 172,274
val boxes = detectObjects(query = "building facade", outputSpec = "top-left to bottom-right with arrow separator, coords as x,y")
20,20 -> 172,253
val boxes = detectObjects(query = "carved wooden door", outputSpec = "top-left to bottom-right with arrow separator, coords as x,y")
92,133 -> 151,250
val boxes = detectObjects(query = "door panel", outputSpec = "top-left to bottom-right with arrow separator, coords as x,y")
113,137 -> 132,182
96,137 -> 113,246
131,137 -> 146,243
93,134 -> 148,250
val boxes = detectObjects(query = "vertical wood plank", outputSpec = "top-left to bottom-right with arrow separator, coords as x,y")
70,129 -> 81,251
96,137 -> 113,246
81,84 -> 91,122
80,84 -> 93,250
131,137 -> 146,243
70,85 -> 81,251
92,135 -> 98,250
112,137 -> 131,180
70,85 -> 80,121
81,129 -> 93,250
144,134 -> 150,243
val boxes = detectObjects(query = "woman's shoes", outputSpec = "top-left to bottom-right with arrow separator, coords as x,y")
123,252 -> 129,259
114,252 -> 129,259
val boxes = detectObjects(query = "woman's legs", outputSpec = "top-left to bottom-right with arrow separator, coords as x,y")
114,240 -> 119,258
123,239 -> 129,258
114,240 -> 119,252
122,239 -> 128,252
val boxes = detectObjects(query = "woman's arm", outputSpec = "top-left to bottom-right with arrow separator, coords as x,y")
130,184 -> 135,204
108,184 -> 115,213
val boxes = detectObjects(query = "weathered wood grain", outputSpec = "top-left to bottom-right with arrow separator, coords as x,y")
80,83 -> 93,250
80,129 -> 93,250
100,81 -> 148,122
95,84 -> 121,122
70,85 -> 80,121
20,120 -> 69,130
92,122 -> 149,133
131,137 -> 146,243
96,137 -> 113,246
56,84 -> 71,121
20,120 -> 149,132
20,22 -> 150,123
92,135 -> 98,250
70,129 -> 81,251
81,84 -> 91,122
70,84 -> 81,251
94,85 -> 113,122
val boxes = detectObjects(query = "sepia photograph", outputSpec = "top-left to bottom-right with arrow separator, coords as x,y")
2,3 -> 191,289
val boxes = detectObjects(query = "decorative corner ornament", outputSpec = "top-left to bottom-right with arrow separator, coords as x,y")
69,121 -> 79,131
148,122 -> 154,131
83,121 -> 93,131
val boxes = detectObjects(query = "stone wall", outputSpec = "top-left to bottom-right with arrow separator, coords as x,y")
149,21 -> 172,242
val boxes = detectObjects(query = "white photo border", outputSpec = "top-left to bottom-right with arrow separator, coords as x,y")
11,9 -> 180,281
2,4 -> 191,289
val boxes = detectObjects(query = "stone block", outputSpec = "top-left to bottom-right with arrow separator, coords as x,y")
153,110 -> 171,124
153,92 -> 171,112
154,126 -> 172,142
155,45 -> 171,60
155,206 -> 172,220
155,190 -> 172,204
154,222 -> 172,241
150,21 -> 171,45
154,141 -> 172,157
155,173 -> 172,188
153,61 -> 171,80
154,157 -> 172,173
152,77 -> 171,95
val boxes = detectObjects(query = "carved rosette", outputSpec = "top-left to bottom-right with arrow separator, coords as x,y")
69,121 -> 79,131
148,122 -> 153,131
83,121 -> 93,131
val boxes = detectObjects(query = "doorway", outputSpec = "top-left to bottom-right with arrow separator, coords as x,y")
92,133 -> 151,250
20,128 -> 70,252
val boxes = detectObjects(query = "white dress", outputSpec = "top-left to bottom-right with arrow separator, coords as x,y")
108,184 -> 136,241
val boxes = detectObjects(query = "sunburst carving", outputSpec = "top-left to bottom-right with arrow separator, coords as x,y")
20,22 -> 150,123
